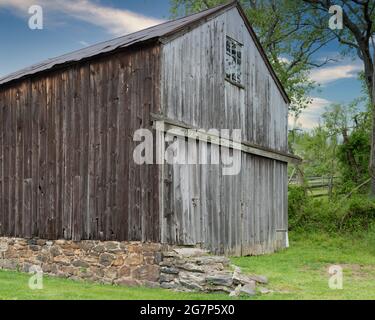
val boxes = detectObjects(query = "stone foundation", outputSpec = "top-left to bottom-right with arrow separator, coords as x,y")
0,238 -> 163,287
159,248 -> 269,296
0,238 -> 271,296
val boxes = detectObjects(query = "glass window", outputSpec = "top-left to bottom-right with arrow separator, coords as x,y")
225,36 -> 243,85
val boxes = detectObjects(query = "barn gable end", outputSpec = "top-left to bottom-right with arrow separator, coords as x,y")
158,5 -> 291,255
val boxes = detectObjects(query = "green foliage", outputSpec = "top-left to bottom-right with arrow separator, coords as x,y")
288,188 -> 375,234
289,126 -> 339,178
288,186 -> 308,228
337,127 -> 371,189
291,101 -> 371,191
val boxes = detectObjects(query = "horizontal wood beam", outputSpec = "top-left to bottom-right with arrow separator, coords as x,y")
150,113 -> 302,165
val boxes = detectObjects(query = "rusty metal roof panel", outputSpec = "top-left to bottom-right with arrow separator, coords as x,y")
0,2 -> 234,86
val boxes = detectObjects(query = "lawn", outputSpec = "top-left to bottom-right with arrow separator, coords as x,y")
0,232 -> 374,300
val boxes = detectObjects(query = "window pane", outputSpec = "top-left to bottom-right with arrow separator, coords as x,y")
225,37 -> 243,85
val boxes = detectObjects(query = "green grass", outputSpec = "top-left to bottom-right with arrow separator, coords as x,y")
0,232 -> 375,300
233,232 -> 375,300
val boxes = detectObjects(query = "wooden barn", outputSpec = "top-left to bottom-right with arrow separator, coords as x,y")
0,1 -> 300,256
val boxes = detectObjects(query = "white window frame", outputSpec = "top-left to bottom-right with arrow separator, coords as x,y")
225,36 -> 243,87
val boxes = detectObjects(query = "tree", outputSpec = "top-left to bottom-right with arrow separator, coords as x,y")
170,0 -> 332,117
322,102 -> 371,185
299,0 -> 375,194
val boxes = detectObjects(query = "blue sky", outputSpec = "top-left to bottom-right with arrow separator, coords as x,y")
0,0 -> 364,129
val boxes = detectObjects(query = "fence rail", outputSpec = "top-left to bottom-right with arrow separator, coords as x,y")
289,176 -> 339,198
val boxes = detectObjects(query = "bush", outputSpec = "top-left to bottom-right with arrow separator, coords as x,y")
288,186 -> 307,228
288,187 -> 375,234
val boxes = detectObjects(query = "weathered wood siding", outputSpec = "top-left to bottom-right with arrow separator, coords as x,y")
160,7 -> 289,255
161,7 -> 288,152
161,139 -> 288,256
0,44 -> 161,242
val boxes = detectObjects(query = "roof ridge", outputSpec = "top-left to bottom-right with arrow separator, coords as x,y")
0,1 -> 236,85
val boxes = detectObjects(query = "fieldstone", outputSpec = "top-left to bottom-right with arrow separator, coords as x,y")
177,263 -> 205,273
162,251 -> 179,258
104,267 -> 118,280
61,242 -> 80,250
118,265 -> 131,278
159,259 -> 175,267
173,248 -> 209,258
206,273 -> 233,287
154,252 -> 163,264
143,280 -> 160,288
59,266 -> 75,276
179,279 -> 204,291
80,271 -> 94,279
21,262 -> 33,273
42,263 -> 58,274
99,253 -> 115,267
112,256 -> 125,267
114,277 -> 141,287
27,239 -> 38,246
82,256 -> 99,265
207,285 -> 232,294
233,273 -> 257,287
90,267 -> 104,278
104,242 -> 121,252
126,253 -> 143,266
119,243 -> 130,252
127,244 -> 142,254
193,256 -> 230,266
233,267 -> 266,285
132,264 -> 159,282
62,250 -> 75,257
258,287 -> 273,294
240,284 -> 256,296
72,260 -> 90,268
160,273 -> 177,283
50,246 -> 62,257
160,281 -> 180,290
92,245 -> 105,254
160,266 -> 179,274
4,249 -> 18,259
247,275 -> 268,284
36,254 -> 49,263
36,240 -> 47,246
179,272 -> 205,291
79,242 -> 95,252
229,285 -> 242,297
0,242 -> 9,252
0,259 -> 18,271
53,256 -> 71,266
29,245 -> 41,252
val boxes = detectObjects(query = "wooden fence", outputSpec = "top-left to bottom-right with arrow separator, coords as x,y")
289,176 -> 339,198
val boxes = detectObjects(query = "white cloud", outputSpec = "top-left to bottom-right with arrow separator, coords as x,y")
79,40 -> 89,47
289,97 -> 332,130
0,0 -> 164,36
309,64 -> 362,85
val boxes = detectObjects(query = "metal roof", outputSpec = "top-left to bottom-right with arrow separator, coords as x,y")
0,1 -> 290,103
0,2 -> 233,86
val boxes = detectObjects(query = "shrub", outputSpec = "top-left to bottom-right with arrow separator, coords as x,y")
288,185 -> 307,228
288,189 -> 375,234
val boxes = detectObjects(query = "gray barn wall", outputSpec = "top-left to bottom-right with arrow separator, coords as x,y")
0,45 -> 161,242
160,7 -> 289,255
